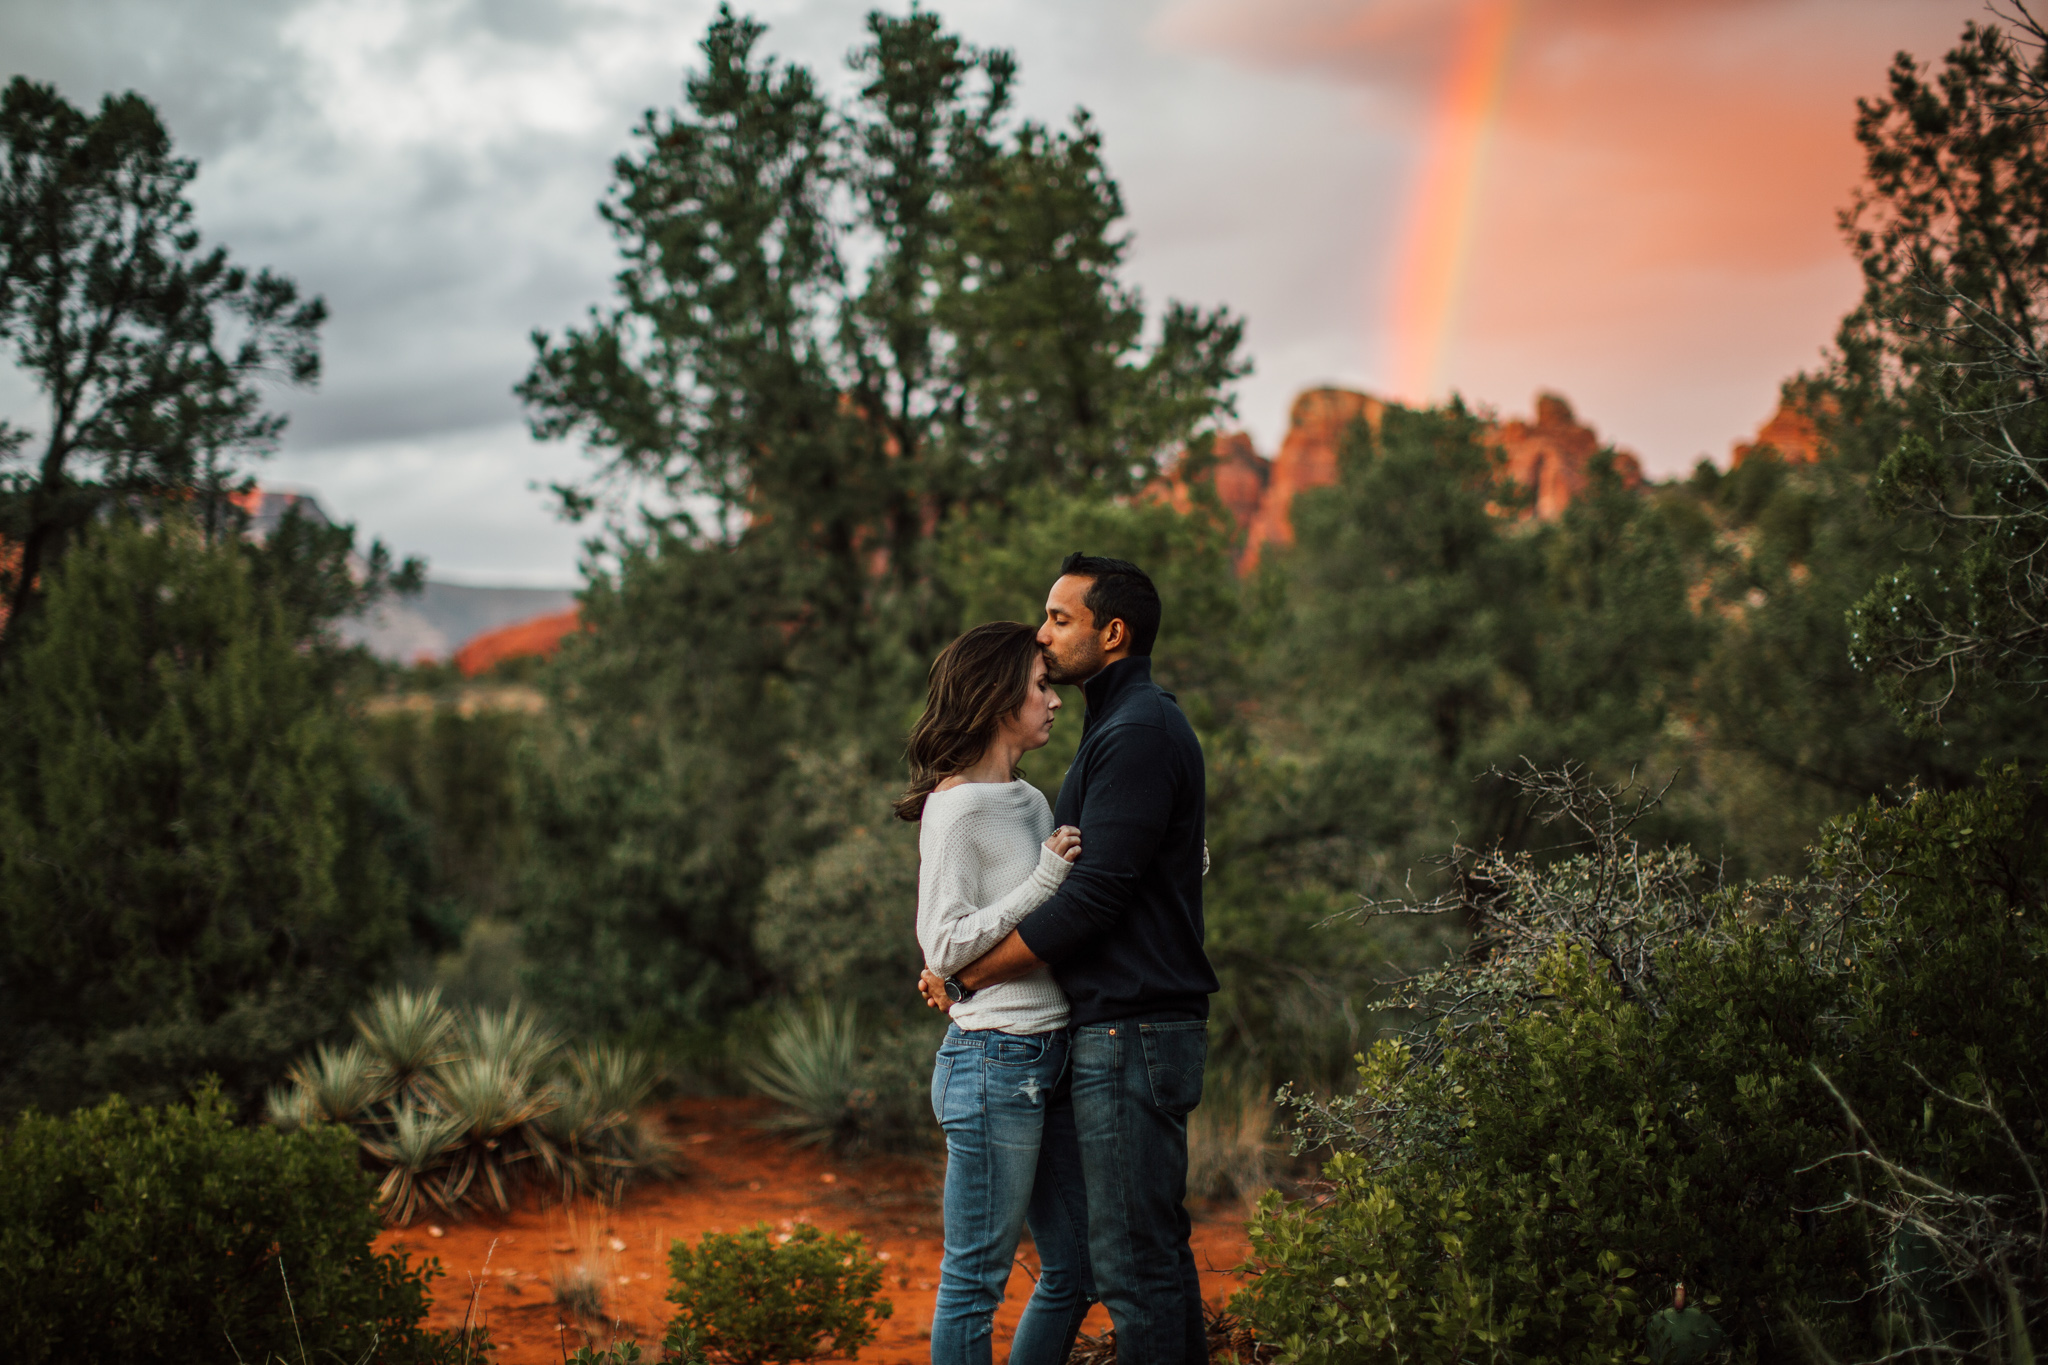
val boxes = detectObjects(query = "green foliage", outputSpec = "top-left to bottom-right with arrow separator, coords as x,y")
665,1222 -> 893,1365
1236,767 -> 2048,1365
359,703 -> 537,954
0,514 -> 427,1117
1259,405 -> 1712,872
0,1082 -> 459,1365
566,1321 -> 711,1365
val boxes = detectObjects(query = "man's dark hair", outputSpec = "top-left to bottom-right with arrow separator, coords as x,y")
1059,553 -> 1161,656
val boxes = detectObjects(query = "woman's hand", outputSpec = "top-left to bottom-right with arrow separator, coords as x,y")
1044,825 -> 1082,863
917,968 -> 950,1012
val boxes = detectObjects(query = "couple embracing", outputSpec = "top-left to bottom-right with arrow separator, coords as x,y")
897,554 -> 1217,1365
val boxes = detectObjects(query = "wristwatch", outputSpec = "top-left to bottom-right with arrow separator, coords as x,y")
944,976 -> 976,1003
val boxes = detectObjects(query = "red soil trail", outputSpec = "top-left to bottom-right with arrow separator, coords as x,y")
375,1096 -> 1256,1363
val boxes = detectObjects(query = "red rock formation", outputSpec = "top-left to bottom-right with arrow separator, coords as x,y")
1731,398 -> 1826,466
1243,389 -> 1387,566
1168,387 -> 1640,570
1205,432 -> 1271,530
1491,391 -> 1644,520
454,608 -> 581,677
1152,431 -> 1269,527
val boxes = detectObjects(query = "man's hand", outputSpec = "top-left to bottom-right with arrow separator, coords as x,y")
956,929 -> 1045,991
915,929 -> 1051,1011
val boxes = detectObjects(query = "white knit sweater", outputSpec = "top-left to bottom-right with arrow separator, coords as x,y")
916,779 -> 1072,1035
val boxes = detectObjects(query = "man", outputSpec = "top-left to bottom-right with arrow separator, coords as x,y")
921,552 -> 1218,1365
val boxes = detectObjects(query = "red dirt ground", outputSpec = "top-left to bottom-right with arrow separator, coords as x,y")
375,1097 -> 1256,1363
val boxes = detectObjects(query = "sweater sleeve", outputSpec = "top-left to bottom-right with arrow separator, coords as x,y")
1016,723 -> 1176,964
917,814 -> 1073,978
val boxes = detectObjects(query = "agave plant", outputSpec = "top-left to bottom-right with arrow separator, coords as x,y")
746,1000 -> 864,1149
353,984 -> 456,1103
288,1041 -> 387,1123
363,1103 -> 465,1227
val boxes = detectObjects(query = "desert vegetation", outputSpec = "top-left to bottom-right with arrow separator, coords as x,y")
267,986 -> 670,1222
0,5 -> 2045,1365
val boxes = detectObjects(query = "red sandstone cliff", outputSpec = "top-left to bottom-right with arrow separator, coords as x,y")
1731,398 -> 1826,466
1166,387 -> 1642,570
1492,392 -> 1644,520
1244,389 -> 1387,564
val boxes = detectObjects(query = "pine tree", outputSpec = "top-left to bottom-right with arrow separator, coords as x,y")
0,78 -> 325,644
0,515 -> 418,1115
513,6 -> 1245,1031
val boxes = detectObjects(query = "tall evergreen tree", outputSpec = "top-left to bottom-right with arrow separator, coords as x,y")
1832,18 -> 2048,717
0,78 -> 325,645
0,515 -> 422,1116
514,6 -> 1245,1031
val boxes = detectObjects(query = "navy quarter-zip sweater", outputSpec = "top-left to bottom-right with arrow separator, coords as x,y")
1015,655 -> 1219,1026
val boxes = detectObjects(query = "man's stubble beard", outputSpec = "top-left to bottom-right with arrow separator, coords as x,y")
1042,636 -> 1105,686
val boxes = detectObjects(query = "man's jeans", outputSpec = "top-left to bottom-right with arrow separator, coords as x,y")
1065,1018 -> 1209,1365
931,1024 -> 1095,1365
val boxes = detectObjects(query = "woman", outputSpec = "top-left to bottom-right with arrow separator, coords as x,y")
895,621 -> 1095,1365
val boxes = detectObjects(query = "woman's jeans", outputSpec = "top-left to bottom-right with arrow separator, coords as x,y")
930,1023 -> 1095,1365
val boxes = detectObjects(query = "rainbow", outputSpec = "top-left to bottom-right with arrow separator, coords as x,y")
1386,0 -> 1522,404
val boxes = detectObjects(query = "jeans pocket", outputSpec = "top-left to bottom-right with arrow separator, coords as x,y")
930,1054 -> 954,1124
1139,1022 -> 1207,1116
986,1034 -> 1049,1067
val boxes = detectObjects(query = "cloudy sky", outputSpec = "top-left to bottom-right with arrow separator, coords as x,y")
1,0 -> 1989,585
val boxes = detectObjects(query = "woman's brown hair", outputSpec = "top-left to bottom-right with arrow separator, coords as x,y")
894,621 -> 1043,822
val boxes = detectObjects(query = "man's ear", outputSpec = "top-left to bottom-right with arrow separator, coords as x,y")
1102,617 -> 1127,653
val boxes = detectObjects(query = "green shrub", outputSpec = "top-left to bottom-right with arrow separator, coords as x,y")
1236,765 -> 2046,1365
665,1222 -> 893,1364
0,514 -> 427,1118
567,1321 -> 710,1365
0,1082 -> 463,1365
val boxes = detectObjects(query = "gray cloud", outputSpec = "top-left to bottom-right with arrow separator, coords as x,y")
28,0 -> 1943,582
2,0 -> 1395,582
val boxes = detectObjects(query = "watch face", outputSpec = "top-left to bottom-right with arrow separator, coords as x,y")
945,978 -> 967,1002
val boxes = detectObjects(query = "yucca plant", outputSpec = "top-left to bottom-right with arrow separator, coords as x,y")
363,1102 -> 466,1227
572,1041 -> 661,1122
540,1043 -> 670,1200
746,1000 -> 866,1150
461,1002 -> 559,1076
289,1041 -> 388,1123
436,1054 -> 555,1213
263,1080 -> 320,1133
270,991 -> 668,1222
355,985 -> 457,1105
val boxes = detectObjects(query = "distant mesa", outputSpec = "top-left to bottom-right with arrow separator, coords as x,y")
218,486 -> 582,669
452,608 -> 581,676
1169,387 -> 1647,570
